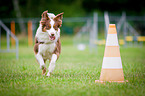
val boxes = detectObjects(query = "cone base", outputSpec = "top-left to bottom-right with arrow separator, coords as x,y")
95,80 -> 128,83
100,69 -> 124,81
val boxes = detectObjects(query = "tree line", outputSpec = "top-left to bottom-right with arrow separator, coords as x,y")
0,0 -> 145,18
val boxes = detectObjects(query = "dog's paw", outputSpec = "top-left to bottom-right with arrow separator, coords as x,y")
46,72 -> 51,77
40,64 -> 46,70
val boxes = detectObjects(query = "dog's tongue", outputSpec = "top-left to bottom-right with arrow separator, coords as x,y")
50,36 -> 55,40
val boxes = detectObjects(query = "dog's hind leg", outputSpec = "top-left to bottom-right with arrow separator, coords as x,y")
46,54 -> 57,77
42,59 -> 47,75
42,67 -> 46,75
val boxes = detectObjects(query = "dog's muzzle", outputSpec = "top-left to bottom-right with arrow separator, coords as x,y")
49,33 -> 55,40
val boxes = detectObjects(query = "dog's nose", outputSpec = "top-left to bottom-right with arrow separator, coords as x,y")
51,33 -> 55,36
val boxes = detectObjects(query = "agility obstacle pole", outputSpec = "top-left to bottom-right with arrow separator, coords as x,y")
28,20 -> 33,46
11,21 -> 15,46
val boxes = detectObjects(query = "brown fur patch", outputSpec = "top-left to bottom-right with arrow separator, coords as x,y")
42,67 -> 46,75
34,43 -> 39,54
40,10 -> 51,32
34,37 -> 39,54
53,12 -> 63,30
53,38 -> 61,59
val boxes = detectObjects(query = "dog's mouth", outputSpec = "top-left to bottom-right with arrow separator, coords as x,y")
49,35 -> 55,41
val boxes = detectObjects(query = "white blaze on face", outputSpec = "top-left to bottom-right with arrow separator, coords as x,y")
47,19 -> 57,41
47,13 -> 55,19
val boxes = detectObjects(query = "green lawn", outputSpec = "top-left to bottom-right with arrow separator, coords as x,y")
0,37 -> 145,96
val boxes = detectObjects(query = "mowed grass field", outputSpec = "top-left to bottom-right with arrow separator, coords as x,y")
0,36 -> 145,96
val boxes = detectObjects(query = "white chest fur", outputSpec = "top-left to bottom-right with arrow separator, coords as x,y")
39,43 -> 56,60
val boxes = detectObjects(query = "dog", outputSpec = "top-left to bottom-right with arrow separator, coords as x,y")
34,10 -> 63,77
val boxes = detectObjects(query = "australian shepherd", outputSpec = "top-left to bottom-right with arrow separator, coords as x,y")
34,10 -> 63,77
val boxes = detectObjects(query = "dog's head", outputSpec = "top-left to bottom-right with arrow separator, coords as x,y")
40,10 -> 63,41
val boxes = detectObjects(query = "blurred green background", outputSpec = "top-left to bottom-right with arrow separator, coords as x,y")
1,0 -> 145,18
1,0 -> 145,36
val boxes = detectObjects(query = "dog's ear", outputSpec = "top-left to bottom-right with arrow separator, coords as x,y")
54,12 -> 64,21
40,10 -> 50,25
41,10 -> 50,20
54,12 -> 64,28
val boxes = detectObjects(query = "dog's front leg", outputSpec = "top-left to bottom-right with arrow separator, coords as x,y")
35,53 -> 46,70
46,54 -> 57,77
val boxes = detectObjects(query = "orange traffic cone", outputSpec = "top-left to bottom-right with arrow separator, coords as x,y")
95,24 -> 127,83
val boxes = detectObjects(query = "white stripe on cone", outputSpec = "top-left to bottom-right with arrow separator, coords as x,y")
102,57 -> 122,69
106,34 -> 119,46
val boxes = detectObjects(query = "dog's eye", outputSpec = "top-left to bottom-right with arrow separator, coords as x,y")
53,25 -> 58,30
57,25 -> 60,27
46,25 -> 51,29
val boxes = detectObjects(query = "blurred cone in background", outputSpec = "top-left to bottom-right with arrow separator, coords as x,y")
28,21 -> 33,46
95,24 -> 127,83
11,21 -> 15,46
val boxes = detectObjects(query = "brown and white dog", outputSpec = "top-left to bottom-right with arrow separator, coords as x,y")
34,10 -> 63,77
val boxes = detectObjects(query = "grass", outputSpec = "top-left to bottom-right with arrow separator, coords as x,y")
0,36 -> 145,96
